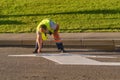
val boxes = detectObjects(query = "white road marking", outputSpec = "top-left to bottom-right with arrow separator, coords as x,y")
80,55 -> 117,58
8,53 -> 120,66
8,53 -> 70,57
42,55 -> 100,65
8,54 -> 39,57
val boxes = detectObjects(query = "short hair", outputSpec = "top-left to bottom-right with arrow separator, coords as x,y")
40,24 -> 47,30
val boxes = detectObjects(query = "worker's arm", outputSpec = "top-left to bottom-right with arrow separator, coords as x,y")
36,32 -> 43,53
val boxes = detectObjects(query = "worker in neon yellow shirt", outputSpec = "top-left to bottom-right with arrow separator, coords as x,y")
33,19 -> 65,53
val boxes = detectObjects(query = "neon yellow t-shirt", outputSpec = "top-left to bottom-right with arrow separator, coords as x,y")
36,19 -> 56,40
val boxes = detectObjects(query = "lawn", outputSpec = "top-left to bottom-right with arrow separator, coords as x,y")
0,0 -> 120,33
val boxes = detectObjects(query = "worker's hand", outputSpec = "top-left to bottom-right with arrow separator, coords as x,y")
37,48 -> 41,53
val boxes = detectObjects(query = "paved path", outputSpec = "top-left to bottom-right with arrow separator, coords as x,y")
1,47 -> 120,80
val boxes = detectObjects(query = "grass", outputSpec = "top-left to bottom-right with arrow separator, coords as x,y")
0,0 -> 120,33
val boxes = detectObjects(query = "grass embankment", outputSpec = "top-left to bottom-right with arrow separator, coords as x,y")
0,0 -> 120,33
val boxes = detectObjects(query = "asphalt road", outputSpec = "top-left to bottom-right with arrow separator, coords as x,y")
0,47 -> 120,80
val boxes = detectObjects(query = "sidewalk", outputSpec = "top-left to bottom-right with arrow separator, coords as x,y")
0,33 -> 120,51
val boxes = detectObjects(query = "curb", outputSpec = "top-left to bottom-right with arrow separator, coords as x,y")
0,39 -> 120,51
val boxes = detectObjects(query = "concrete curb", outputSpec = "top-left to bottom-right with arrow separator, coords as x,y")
0,39 -> 120,51
1,33 -> 120,51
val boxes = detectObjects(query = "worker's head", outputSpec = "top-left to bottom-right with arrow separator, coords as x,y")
40,24 -> 47,33
40,24 -> 47,30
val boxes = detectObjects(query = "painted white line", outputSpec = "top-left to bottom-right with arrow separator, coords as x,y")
8,53 -> 120,66
42,54 -> 120,66
81,55 -> 117,58
42,55 -> 120,66
8,54 -> 39,57
100,62 -> 120,66
8,53 -> 70,57
42,55 -> 100,65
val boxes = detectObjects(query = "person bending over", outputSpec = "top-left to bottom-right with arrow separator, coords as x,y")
33,19 -> 65,53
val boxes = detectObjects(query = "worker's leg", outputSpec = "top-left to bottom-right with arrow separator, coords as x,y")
33,42 -> 38,53
53,24 -> 65,52
33,32 -> 43,53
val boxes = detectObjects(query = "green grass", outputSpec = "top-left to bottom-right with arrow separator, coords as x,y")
0,0 -> 120,33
